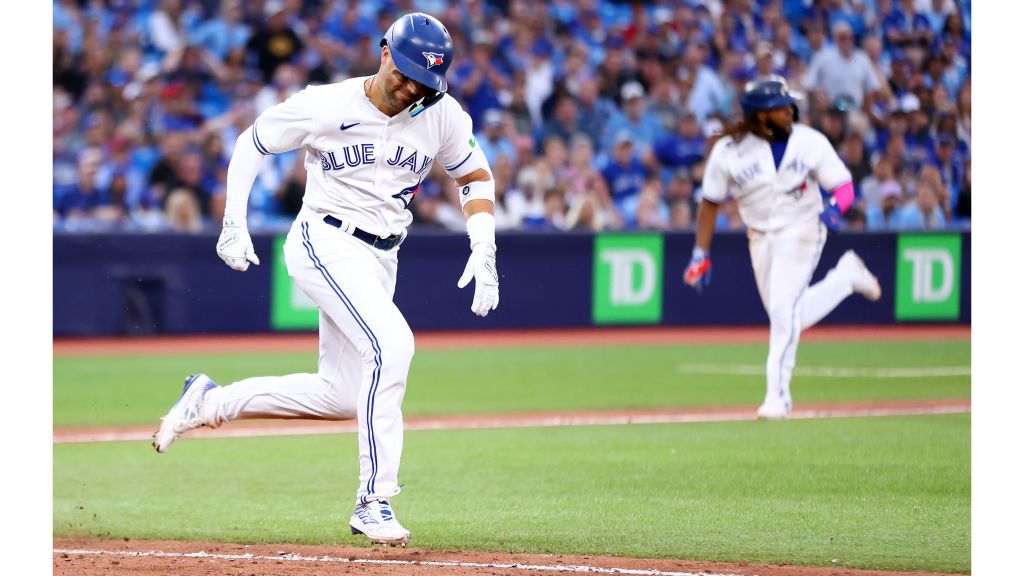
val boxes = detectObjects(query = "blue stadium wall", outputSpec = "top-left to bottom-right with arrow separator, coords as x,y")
53,230 -> 971,336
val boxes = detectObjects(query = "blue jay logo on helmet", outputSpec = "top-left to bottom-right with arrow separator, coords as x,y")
422,52 -> 444,69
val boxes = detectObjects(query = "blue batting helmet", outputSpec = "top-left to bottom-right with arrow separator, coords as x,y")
740,75 -> 802,115
380,13 -> 453,93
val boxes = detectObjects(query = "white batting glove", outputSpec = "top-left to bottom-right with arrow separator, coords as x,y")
216,215 -> 260,272
457,243 -> 499,317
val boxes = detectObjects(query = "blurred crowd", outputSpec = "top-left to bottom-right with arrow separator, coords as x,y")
53,0 -> 971,233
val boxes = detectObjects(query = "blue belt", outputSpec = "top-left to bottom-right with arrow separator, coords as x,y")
323,215 -> 402,250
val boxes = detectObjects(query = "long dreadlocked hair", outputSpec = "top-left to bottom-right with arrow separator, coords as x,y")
719,111 -> 774,144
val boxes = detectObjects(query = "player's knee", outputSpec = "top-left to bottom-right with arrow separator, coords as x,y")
388,324 -> 415,367
361,323 -> 414,369
768,304 -> 798,332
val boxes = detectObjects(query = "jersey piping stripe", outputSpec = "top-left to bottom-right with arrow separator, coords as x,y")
300,222 -> 383,500
444,151 -> 473,172
252,122 -> 272,155
776,222 -> 826,408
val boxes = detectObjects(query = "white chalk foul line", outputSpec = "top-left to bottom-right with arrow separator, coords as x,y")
52,404 -> 970,445
52,548 -> 739,576
677,364 -> 971,378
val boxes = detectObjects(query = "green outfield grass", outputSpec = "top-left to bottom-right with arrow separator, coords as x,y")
53,338 -> 971,572
53,415 -> 970,573
53,340 -> 971,427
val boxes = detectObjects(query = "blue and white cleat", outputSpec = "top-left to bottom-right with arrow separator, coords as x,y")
153,374 -> 218,453
349,500 -> 411,546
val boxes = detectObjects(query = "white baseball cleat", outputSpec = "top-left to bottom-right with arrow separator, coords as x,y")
838,250 -> 882,301
350,500 -> 411,545
756,402 -> 791,421
153,374 -> 218,453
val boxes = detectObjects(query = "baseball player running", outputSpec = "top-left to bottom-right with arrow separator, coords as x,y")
684,76 -> 881,420
153,13 -> 500,546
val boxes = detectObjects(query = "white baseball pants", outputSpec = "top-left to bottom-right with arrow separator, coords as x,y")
748,216 -> 856,411
205,206 -> 414,505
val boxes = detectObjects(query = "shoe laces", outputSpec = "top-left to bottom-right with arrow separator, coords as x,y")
356,500 -> 395,525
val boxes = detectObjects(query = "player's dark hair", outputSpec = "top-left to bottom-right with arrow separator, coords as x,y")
718,112 -> 773,143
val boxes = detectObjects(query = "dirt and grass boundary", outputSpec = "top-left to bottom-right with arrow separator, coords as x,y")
53,325 -> 971,575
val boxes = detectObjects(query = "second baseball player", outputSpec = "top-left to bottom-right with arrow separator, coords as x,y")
685,76 -> 882,420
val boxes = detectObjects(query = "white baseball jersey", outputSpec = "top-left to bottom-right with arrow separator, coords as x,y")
250,76 -> 488,237
702,124 -> 851,232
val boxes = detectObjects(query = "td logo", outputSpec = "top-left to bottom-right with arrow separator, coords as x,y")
896,234 -> 962,320
593,234 -> 663,324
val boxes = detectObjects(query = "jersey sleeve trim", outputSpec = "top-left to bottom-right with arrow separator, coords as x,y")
444,151 -> 473,172
252,120 -> 272,155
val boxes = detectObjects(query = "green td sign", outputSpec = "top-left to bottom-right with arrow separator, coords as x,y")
592,234 -> 663,324
270,236 -> 319,330
895,234 -> 962,320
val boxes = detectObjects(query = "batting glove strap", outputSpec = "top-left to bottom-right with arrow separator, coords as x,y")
684,254 -> 712,293
457,244 -> 499,317
820,198 -> 842,231
216,216 -> 261,272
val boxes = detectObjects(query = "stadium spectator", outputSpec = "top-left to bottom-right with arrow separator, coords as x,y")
633,179 -> 671,231
647,77 -> 683,136
450,30 -> 509,128
669,199 -> 694,230
190,0 -> 250,60
147,131 -> 188,210
753,41 -> 781,79
681,42 -> 728,123
866,181 -> 905,230
603,81 -> 664,156
841,132 -> 873,194
922,0 -> 959,35
147,0 -> 190,58
165,187 -> 203,232
563,136 -> 614,220
542,186 -> 570,231
859,157 -> 899,209
601,132 -> 648,227
565,192 -> 613,232
654,112 -> 706,177
574,76 -> 618,155
169,148 -> 214,216
244,1 -> 304,83
538,95 -> 585,152
882,0 -> 934,50
56,148 -> 109,220
893,178 -> 947,230
816,102 -> 850,148
489,154 -> 518,231
476,109 -> 518,167
51,0 -> 971,234
803,21 -> 880,117
929,133 -> 963,210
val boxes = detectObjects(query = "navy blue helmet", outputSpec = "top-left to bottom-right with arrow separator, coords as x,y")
380,13 -> 453,94
740,75 -> 802,116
